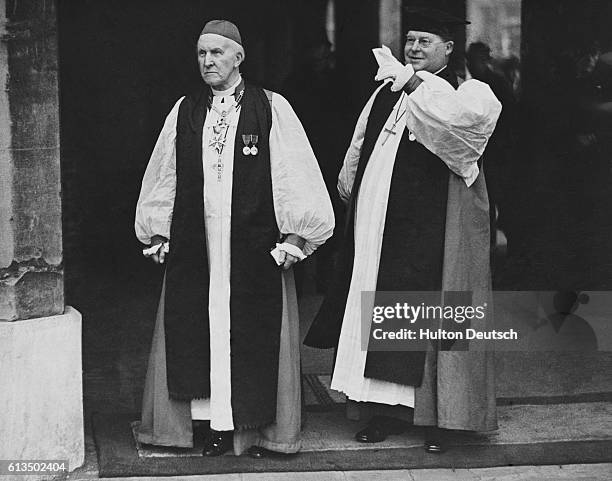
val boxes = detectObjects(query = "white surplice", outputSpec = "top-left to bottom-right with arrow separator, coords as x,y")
331,86 -> 416,407
135,76 -> 334,431
332,71 -> 502,407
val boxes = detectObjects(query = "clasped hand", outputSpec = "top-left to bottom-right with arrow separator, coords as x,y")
144,233 -> 306,270
277,250 -> 299,270
275,233 -> 306,270
144,235 -> 169,264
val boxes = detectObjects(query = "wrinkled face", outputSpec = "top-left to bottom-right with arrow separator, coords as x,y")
197,33 -> 243,90
404,30 -> 453,72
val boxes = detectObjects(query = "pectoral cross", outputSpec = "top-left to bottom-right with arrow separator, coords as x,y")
209,136 -> 226,155
209,116 -> 229,155
381,115 -> 407,145
381,97 -> 407,146
209,111 -> 231,182
381,124 -> 399,146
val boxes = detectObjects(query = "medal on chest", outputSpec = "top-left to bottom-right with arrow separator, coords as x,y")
242,134 -> 259,156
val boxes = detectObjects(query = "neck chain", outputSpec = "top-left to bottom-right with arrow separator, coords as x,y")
381,94 -> 407,145
207,87 -> 245,182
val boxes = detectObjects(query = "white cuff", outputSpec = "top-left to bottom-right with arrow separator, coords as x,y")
142,242 -> 170,257
269,242 -> 306,265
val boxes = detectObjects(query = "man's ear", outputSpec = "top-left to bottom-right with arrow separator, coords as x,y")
235,49 -> 244,67
445,41 -> 455,57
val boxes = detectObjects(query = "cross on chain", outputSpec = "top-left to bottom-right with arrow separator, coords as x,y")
209,114 -> 229,153
209,112 -> 230,182
381,96 -> 407,146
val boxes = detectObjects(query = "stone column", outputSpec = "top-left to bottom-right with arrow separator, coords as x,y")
0,0 -> 83,476
379,0 -> 402,59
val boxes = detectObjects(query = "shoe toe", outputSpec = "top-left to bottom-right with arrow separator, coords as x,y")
203,443 -> 228,457
247,446 -> 266,459
424,442 -> 444,453
202,431 -> 233,457
355,425 -> 387,443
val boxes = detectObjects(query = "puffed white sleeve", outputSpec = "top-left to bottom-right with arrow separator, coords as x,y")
269,93 -> 335,256
406,72 -> 502,187
337,85 -> 385,203
134,97 -> 184,245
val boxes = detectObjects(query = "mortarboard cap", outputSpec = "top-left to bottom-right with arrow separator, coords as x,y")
200,19 -> 242,46
404,6 -> 470,39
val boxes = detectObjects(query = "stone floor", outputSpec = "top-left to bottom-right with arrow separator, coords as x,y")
129,402 -> 611,457
65,426 -> 612,481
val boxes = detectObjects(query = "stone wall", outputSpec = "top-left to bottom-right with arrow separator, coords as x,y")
0,0 -> 63,321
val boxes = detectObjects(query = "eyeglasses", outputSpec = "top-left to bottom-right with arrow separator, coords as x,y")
405,37 -> 445,49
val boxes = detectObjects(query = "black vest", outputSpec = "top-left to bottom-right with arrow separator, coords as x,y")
164,82 -> 282,429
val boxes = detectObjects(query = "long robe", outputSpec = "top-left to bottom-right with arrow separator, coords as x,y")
135,78 -> 334,452
307,68 -> 501,432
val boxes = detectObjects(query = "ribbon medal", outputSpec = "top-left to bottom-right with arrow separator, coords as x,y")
242,134 -> 259,156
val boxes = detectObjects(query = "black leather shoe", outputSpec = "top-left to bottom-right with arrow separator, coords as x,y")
247,445 -> 286,459
247,445 -> 267,458
246,445 -> 294,459
355,424 -> 389,443
203,429 -> 233,457
355,416 -> 410,443
424,426 -> 446,453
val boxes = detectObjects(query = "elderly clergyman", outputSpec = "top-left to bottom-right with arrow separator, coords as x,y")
135,20 -> 334,458
306,8 -> 501,452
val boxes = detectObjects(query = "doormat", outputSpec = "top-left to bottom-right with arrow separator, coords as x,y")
92,402 -> 612,477
303,373 -> 345,410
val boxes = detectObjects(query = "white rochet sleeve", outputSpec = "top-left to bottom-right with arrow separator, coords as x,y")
373,45 -> 502,187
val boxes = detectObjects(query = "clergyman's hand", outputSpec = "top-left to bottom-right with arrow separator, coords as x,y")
280,233 -> 306,270
278,250 -> 300,270
148,235 -> 169,264
375,63 -> 415,92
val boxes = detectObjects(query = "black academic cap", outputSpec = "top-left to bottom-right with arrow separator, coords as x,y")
404,6 -> 470,39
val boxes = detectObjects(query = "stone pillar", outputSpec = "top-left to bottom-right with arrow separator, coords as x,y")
0,0 -> 83,476
379,0 -> 402,59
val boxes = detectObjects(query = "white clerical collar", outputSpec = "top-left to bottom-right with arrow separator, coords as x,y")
434,65 -> 447,75
211,75 -> 243,96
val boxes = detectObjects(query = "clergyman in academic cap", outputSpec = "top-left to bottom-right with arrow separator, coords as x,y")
134,19 -> 334,458
306,7 -> 501,451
